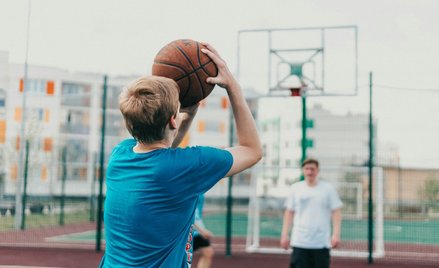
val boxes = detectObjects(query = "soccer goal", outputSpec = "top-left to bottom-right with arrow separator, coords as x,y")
246,165 -> 385,258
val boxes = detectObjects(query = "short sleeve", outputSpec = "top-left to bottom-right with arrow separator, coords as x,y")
284,187 -> 296,211
329,185 -> 343,210
193,146 -> 233,194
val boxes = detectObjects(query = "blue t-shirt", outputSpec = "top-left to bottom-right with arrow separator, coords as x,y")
101,139 -> 233,268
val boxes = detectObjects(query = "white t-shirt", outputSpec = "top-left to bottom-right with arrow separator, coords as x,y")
285,180 -> 343,249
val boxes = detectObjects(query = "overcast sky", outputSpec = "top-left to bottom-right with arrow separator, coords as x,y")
1,0 -> 438,168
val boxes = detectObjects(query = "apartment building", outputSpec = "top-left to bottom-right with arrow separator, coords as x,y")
0,51 -> 135,197
1,52 -> 401,203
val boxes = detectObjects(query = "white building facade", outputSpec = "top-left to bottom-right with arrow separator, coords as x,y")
0,51 -> 135,198
257,101 -> 399,195
0,52 -> 398,201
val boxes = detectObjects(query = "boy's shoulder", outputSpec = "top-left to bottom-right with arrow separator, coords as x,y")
173,146 -> 232,166
318,180 -> 336,190
118,138 -> 136,147
292,180 -> 306,188
111,138 -> 136,154
288,180 -> 305,193
173,145 -> 222,153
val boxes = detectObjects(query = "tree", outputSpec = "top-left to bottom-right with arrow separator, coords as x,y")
418,177 -> 439,212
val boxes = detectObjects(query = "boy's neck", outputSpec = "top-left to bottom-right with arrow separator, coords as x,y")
305,178 -> 318,187
134,141 -> 169,153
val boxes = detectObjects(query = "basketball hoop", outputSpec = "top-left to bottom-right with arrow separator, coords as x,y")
288,81 -> 307,97
289,87 -> 301,97
270,77 -> 310,97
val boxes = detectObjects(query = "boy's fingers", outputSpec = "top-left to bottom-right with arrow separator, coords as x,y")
206,77 -> 218,85
201,44 -> 224,63
201,42 -> 220,56
201,48 -> 225,68
201,48 -> 218,61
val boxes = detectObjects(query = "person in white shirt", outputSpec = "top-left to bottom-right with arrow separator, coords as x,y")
280,158 -> 342,268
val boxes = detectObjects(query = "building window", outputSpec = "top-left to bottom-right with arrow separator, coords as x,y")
198,120 -> 205,133
41,165 -> 48,181
221,97 -> 228,109
37,108 -> 44,121
15,136 -> 20,150
44,109 -> 50,122
43,137 -> 53,152
13,107 -> 47,122
0,120 -> 5,144
10,164 -> 18,180
219,121 -> 226,134
14,107 -> 22,121
19,79 -> 48,95
61,82 -> 92,106
0,88 -> 5,105
59,138 -> 89,181
46,81 -> 55,95
197,120 -> 224,133
60,109 -> 90,134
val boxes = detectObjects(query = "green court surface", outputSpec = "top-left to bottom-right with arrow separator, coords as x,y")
47,230 -> 100,243
201,213 -> 439,245
54,213 -> 439,245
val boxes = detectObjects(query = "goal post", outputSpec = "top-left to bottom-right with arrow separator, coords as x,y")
336,182 -> 363,220
246,165 -> 385,258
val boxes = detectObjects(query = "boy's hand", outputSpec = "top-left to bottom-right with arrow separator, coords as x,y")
280,235 -> 290,250
200,43 -> 238,91
331,234 -> 340,248
200,229 -> 213,240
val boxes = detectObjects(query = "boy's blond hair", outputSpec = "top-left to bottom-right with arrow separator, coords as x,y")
119,75 -> 180,144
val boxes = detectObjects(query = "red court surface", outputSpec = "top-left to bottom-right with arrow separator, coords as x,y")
0,246 -> 438,268
0,223 -> 437,267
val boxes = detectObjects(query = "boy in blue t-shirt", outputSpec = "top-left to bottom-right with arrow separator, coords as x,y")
99,43 -> 262,268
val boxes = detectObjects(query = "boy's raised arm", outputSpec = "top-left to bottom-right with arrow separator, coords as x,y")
201,43 -> 262,177
171,103 -> 199,148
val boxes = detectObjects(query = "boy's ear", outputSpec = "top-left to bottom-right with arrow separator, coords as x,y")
169,114 -> 177,129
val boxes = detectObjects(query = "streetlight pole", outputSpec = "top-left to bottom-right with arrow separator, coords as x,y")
15,0 -> 32,229
368,71 -> 374,264
96,75 -> 108,252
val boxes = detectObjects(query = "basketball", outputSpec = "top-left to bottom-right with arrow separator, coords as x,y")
152,39 -> 218,107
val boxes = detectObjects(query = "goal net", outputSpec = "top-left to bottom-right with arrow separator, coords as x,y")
246,165 -> 384,258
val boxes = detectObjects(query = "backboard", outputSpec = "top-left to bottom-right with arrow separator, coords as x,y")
237,26 -> 358,97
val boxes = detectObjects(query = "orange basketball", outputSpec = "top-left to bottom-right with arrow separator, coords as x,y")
152,39 -> 218,107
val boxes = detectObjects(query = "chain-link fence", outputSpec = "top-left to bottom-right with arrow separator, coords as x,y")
1,74 -> 438,265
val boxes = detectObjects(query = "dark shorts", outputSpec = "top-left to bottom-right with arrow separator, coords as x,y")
290,247 -> 330,268
193,235 -> 211,251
